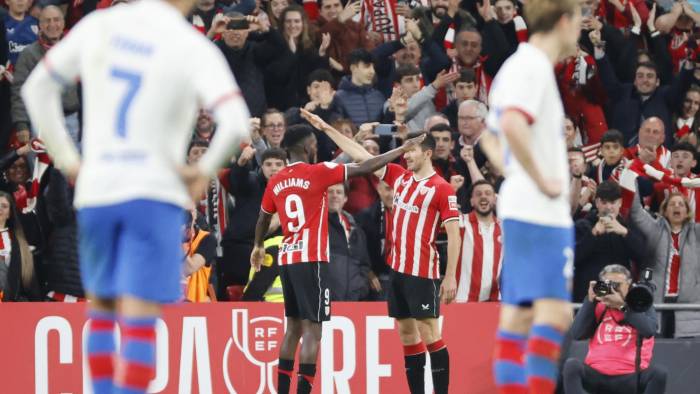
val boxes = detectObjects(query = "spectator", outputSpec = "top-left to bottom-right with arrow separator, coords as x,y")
386,65 -> 458,132
262,4 -> 331,110
326,183 -> 372,301
588,129 -> 626,184
564,264 -> 666,394
183,209 -> 218,302
455,180 -> 502,303
591,29 -> 694,146
648,142 -> 700,221
254,108 -> 286,152
629,185 -> 700,337
673,85 -> 700,145
424,113 -> 452,131
569,147 -> 595,217
264,0 -> 288,30
494,0 -> 528,50
453,100 -> 488,191
3,0 -> 38,66
194,110 -> 215,142
573,181 -> 645,303
219,147 -> 286,295
12,6 -> 80,143
0,191 -> 41,301
564,115 -> 584,148
216,13 -> 272,117
624,117 -> 671,168
429,123 -> 458,182
315,0 -> 370,72
334,48 -> 385,125
190,0 -> 224,36
41,170 -> 84,302
442,69 -> 478,127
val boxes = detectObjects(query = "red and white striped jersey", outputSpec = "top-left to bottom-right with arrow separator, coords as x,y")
456,213 -> 502,302
260,161 -> 347,265
382,163 -> 459,279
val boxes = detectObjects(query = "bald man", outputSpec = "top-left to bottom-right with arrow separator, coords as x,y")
11,5 -> 80,142
624,117 -> 671,168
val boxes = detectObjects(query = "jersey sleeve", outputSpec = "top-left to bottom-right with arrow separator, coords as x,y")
260,181 -> 277,214
490,62 -> 546,125
42,12 -> 97,85
437,182 -> 460,223
316,162 -> 347,188
380,163 -> 408,189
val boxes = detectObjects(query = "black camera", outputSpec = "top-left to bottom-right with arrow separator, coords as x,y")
625,269 -> 656,313
593,279 -> 620,297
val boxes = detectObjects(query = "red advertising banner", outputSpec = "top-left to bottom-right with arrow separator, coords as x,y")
0,302 -> 499,393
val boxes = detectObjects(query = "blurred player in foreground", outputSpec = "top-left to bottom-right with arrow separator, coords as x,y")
481,0 -> 582,393
251,123 -> 425,394
21,0 -> 251,392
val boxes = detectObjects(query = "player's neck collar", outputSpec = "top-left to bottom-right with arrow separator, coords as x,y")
413,170 -> 436,182
287,161 -> 303,167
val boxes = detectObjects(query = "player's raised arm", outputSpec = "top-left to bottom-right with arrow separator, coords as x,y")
346,134 -> 425,178
500,109 -> 561,198
300,108 -> 373,161
21,15 -> 93,179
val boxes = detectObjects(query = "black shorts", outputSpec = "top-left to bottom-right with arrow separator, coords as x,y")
387,269 -> 440,319
279,262 -> 331,322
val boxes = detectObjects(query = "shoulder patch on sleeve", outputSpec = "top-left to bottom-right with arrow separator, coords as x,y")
448,195 -> 458,211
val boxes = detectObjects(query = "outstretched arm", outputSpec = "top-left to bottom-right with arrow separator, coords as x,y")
301,108 -> 373,161
346,134 -> 425,178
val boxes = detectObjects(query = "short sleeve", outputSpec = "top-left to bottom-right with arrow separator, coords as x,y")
437,183 -> 460,223
42,12 -> 98,84
490,62 -> 546,125
316,162 -> 347,188
192,43 -> 242,113
381,163 -> 408,189
260,181 -> 277,214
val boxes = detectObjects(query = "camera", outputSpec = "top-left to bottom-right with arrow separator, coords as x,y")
625,269 -> 656,313
594,279 -> 620,297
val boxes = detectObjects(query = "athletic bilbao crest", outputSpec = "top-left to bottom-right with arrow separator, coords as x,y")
224,309 -> 285,394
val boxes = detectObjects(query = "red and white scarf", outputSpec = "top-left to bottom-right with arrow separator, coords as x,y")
361,0 -> 403,42
513,15 -> 528,43
676,117 -> 694,139
13,139 -> 51,214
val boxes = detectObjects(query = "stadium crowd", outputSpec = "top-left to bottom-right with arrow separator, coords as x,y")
0,0 -> 699,339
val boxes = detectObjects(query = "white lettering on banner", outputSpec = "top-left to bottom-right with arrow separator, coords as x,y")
254,326 -> 278,351
321,316 -> 356,394
366,316 -> 394,393
178,317 -> 213,394
35,317 -> 73,394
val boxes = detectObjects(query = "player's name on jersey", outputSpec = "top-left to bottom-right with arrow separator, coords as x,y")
272,178 -> 311,195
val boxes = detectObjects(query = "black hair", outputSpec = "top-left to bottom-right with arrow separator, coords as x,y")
671,141 -> 697,157
394,64 -> 421,83
457,68 -> 477,84
469,179 -> 495,198
407,132 -> 436,152
188,138 -> 209,153
600,129 -> 625,146
429,123 -> 454,135
635,61 -> 659,77
282,124 -> 315,150
347,48 -> 374,67
307,68 -> 336,89
261,147 -> 288,163
596,180 -> 622,202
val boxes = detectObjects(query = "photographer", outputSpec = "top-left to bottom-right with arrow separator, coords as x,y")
563,265 -> 667,394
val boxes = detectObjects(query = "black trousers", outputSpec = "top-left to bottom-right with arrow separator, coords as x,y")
563,358 -> 667,394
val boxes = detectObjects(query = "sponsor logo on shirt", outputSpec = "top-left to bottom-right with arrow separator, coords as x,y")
393,196 -> 419,213
281,241 -> 304,253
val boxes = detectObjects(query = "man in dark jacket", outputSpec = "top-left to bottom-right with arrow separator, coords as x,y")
216,13 -> 271,117
218,147 -> 286,296
334,49 -> 385,126
326,183 -> 371,301
592,30 -> 694,146
574,181 -> 645,303
11,6 -> 80,143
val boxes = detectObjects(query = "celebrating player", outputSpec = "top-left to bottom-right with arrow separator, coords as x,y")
300,109 -> 461,394
251,124 -> 425,394
481,0 -> 582,393
21,0 -> 251,392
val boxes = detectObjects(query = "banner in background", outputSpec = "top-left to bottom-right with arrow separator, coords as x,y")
0,302 -> 499,393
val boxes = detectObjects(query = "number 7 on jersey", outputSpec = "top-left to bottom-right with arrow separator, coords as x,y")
110,67 -> 142,138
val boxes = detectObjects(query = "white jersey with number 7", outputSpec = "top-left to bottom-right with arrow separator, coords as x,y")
21,0 -> 250,209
